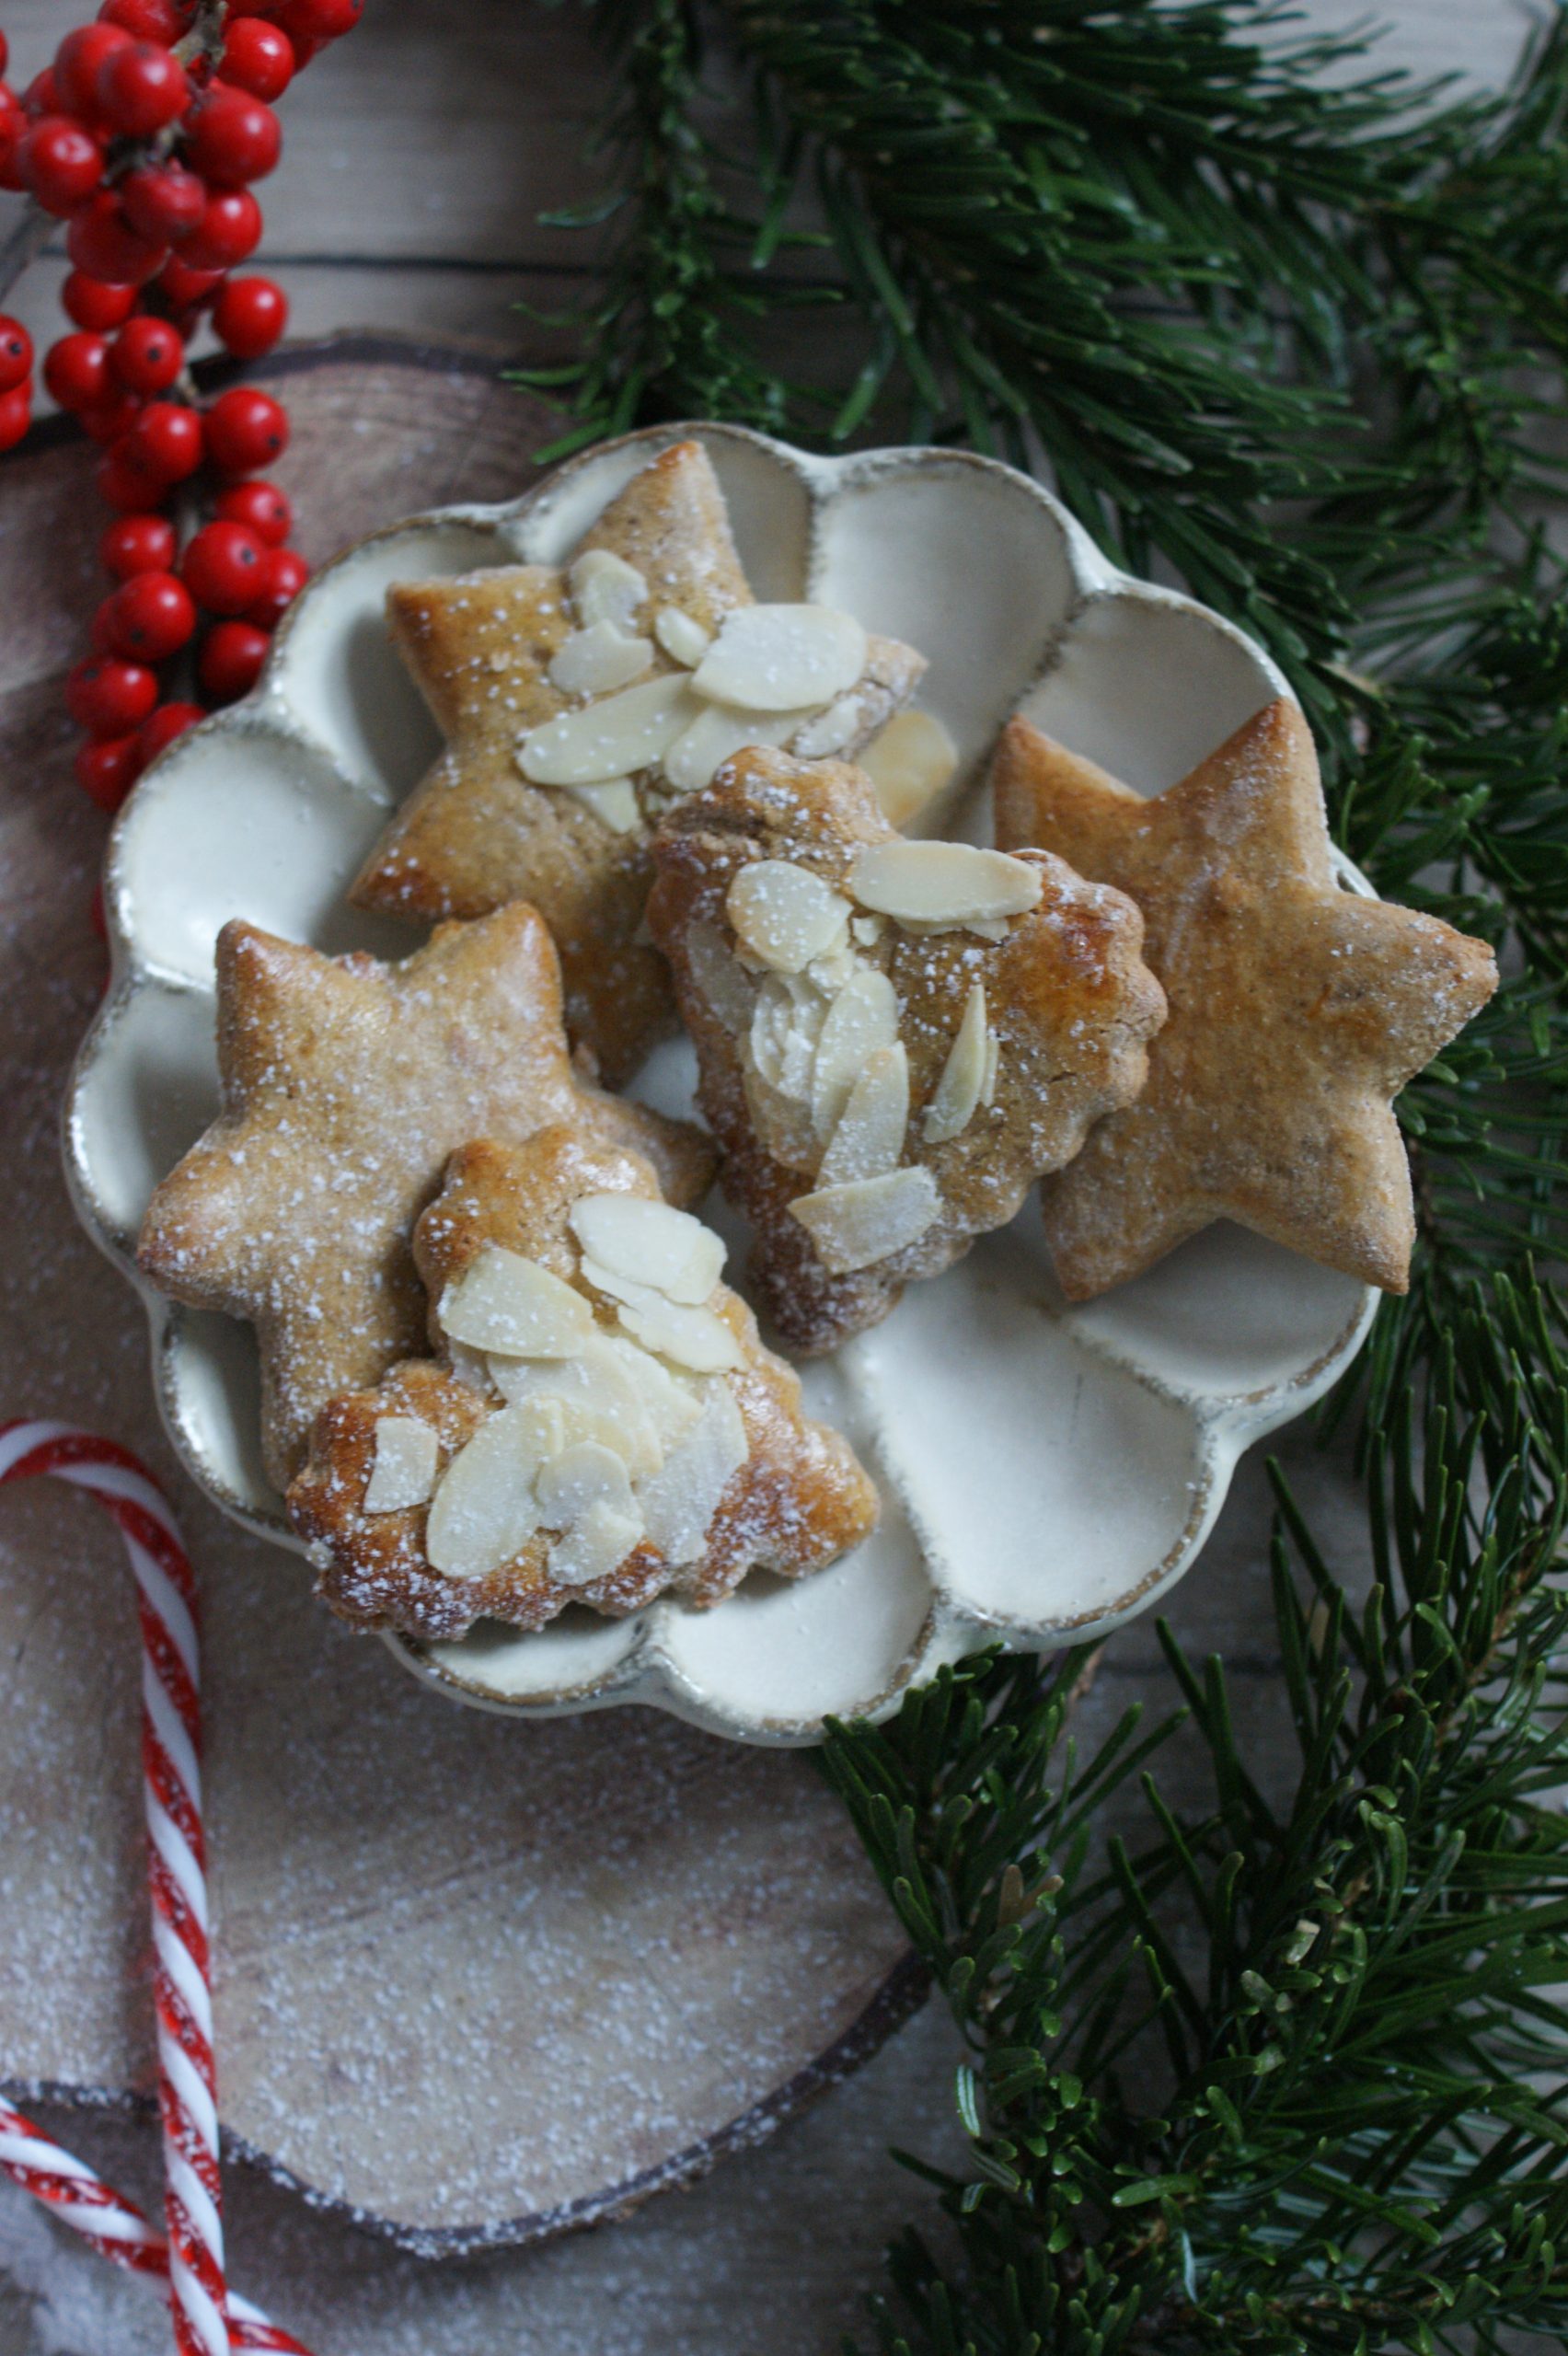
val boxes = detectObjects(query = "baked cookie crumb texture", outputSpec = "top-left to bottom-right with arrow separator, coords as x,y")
648,745 -> 1169,1354
350,440 -> 932,1082
991,699 -> 1499,1297
286,1130 -> 881,1641
135,904 -> 715,1493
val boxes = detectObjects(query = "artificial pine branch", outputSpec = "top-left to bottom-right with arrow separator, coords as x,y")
532,2 -> 1568,2342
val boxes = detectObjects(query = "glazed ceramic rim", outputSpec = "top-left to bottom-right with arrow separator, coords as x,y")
63,421 -> 1378,1745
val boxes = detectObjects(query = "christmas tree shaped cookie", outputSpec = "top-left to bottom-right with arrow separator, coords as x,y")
288,1129 -> 881,1639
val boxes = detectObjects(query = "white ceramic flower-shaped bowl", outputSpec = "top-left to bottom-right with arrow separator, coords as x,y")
64,422 -> 1376,1746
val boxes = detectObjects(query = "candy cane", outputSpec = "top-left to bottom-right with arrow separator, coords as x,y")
0,1420 -> 314,2356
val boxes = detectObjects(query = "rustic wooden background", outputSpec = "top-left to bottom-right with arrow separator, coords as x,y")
0,2 -> 1533,2349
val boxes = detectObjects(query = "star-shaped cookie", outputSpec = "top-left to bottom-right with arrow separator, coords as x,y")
287,1129 -> 881,1640
137,905 -> 716,1492
990,699 -> 1498,1297
348,440 -> 927,1082
648,746 -> 1167,1353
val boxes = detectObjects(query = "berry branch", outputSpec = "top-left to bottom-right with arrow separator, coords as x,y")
0,0 -> 363,816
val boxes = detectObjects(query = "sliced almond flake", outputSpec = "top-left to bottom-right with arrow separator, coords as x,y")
568,548 -> 646,631
660,702 -> 813,795
850,914 -> 884,947
923,982 -> 988,1145
686,919 -> 756,1034
747,978 -> 791,1090
561,778 -> 642,835
654,606 -> 711,666
439,1244 -> 595,1358
859,710 -> 960,828
790,691 -> 862,759
536,1438 -> 639,1529
425,1399 -> 563,1579
790,1164 -> 941,1274
593,1275 -> 744,1373
805,942 -> 859,994
692,604 -> 868,712
363,1415 -> 439,1514
637,1384 -> 748,1565
726,860 -> 851,974
549,1500 -> 645,1589
743,1062 -> 821,1171
809,964 -> 900,1141
849,839 -> 1042,926
817,1042 -> 909,1187
485,1338 -> 664,1478
569,1193 -> 724,1306
603,1332 -> 705,1448
548,619 -> 654,698
894,912 -> 1012,942
518,674 -> 697,788
980,1030 -> 1001,1107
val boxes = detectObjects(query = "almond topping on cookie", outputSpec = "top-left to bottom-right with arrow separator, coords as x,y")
425,1398 -> 562,1578
548,619 -> 654,698
568,548 -> 647,631
692,604 -> 869,712
662,702 -> 815,795
549,1502 -> 646,1589
569,1193 -> 725,1305
580,1265 -> 744,1372
923,983 -> 989,1144
562,778 -> 642,834
363,1415 -> 440,1514
439,1243 -> 595,1357
485,1341 -> 668,1478
536,1438 -> 640,1528
517,674 -> 697,788
637,1386 -> 748,1565
849,839 -> 1043,926
790,1166 -> 942,1274
817,1043 -> 911,1188
809,964 -> 901,1140
726,860 -> 851,973
687,919 -> 757,1034
859,709 -> 960,827
654,606 -> 712,666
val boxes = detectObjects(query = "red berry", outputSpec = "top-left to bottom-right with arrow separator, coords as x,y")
55,24 -> 131,120
181,186 -> 260,270
120,160 -> 206,245
182,81 -> 281,185
214,477 -> 290,545
43,331 -> 110,411
204,384 -> 288,474
98,0 -> 194,38
67,191 -> 167,286
19,117 -> 104,216
62,271 -> 136,331
0,89 -> 28,192
221,19 -> 294,100
97,40 -> 188,135
79,388 -> 144,445
66,653 -> 158,735
245,542 -> 307,627
102,511 -> 178,578
110,315 -> 184,395
136,699 -> 204,763
104,568 -> 196,660
23,69 -> 62,120
0,383 -> 29,451
121,398 -> 203,482
181,518 -> 267,613
75,731 -> 143,811
0,315 -> 31,392
156,254 -> 226,310
211,274 -> 286,359
198,618 -> 269,702
95,445 -> 164,510
277,0 -> 362,37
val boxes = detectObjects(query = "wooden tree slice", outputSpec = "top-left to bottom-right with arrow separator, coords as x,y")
0,338 -> 920,2254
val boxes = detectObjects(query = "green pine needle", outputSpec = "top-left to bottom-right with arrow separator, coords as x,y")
527,1 -> 1568,2341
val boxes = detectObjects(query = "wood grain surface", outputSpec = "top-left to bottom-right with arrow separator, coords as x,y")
0,2 -> 1533,2350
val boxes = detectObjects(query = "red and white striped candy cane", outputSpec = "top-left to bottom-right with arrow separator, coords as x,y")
0,1420 -> 315,2356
